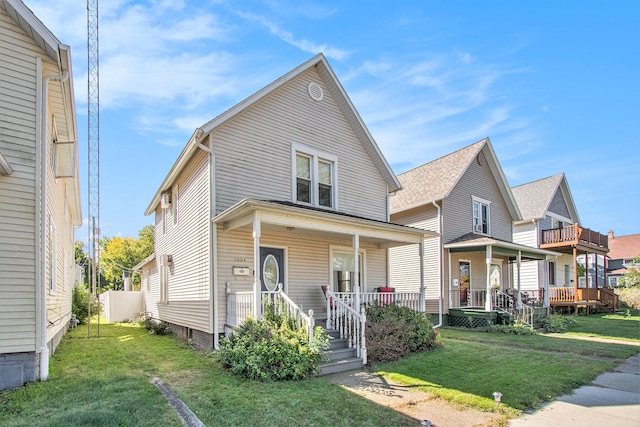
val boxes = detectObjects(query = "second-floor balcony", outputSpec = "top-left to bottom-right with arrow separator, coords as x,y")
540,223 -> 609,254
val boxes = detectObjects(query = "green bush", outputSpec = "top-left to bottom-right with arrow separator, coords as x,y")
542,315 -> 575,333
136,312 -> 172,335
72,284 -> 100,324
488,321 -> 537,335
217,306 -> 329,381
365,303 -> 441,363
617,286 -> 640,309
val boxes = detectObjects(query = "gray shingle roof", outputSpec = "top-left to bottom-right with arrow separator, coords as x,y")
390,138 -> 487,212
511,173 -> 564,220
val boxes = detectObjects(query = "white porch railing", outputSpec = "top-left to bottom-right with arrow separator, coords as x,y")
491,290 -> 534,327
263,284 -> 315,343
449,289 -> 487,308
325,289 -> 367,364
333,291 -> 422,311
225,284 -> 315,343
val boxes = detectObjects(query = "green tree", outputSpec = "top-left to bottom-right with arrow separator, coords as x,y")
621,256 -> 640,287
100,226 -> 154,290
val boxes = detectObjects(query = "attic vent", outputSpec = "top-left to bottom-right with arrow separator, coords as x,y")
307,82 -> 324,101
477,152 -> 485,166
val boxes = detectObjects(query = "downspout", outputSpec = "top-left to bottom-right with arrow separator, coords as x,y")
38,68 -> 70,381
195,132 -> 219,348
432,201 -> 443,328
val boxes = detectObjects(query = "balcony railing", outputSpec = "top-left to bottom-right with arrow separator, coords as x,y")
541,224 -> 608,249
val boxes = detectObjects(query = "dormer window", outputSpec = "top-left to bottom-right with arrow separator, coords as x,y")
472,196 -> 490,235
293,144 -> 337,209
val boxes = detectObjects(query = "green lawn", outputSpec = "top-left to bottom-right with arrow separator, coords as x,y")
0,323 -> 416,427
371,313 -> 640,417
2,313 -> 638,426
564,311 -> 640,342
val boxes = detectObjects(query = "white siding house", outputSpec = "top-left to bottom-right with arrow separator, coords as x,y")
137,54 -> 435,352
389,138 -> 557,323
0,0 -> 81,390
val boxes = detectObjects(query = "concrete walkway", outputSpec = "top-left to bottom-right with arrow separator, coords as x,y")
509,353 -> 640,427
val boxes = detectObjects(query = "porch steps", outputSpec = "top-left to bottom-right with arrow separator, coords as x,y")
318,328 -> 364,376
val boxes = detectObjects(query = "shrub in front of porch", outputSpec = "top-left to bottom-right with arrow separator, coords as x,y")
365,303 -> 441,363
217,309 -> 329,381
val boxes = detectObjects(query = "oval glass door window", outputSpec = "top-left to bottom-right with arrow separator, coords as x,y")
263,254 -> 279,291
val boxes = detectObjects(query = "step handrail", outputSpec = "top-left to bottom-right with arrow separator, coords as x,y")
325,288 -> 366,364
267,284 -> 315,343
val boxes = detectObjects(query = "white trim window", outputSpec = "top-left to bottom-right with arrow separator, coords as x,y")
293,144 -> 337,209
330,246 -> 365,292
472,196 -> 490,235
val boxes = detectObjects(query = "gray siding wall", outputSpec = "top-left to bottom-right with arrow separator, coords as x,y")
548,189 -> 570,219
442,149 -> 513,243
389,204 -> 440,299
211,67 -> 389,221
0,7 -> 39,354
152,150 -> 211,332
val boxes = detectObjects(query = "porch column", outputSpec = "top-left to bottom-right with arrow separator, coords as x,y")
353,234 -> 360,309
573,247 -> 578,301
516,250 -> 522,309
543,258 -> 550,308
419,240 -> 425,312
485,245 -> 492,311
253,212 -> 261,319
448,250 -> 452,309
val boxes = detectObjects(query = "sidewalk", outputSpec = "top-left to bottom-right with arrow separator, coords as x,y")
509,353 -> 640,427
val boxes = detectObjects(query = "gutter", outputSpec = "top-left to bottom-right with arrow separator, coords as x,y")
432,201 -> 443,329
38,67 -> 70,382
194,131 -> 219,349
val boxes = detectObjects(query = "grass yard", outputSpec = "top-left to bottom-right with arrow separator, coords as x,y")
371,312 -> 640,418
564,311 -> 640,342
1,313 -> 638,426
0,323 -> 416,427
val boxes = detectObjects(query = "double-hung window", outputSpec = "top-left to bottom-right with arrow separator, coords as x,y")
472,196 -> 490,235
293,144 -> 337,209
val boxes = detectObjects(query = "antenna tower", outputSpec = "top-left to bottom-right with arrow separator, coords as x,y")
87,0 -> 100,336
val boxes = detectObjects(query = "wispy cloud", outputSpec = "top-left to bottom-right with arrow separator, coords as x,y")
235,11 -> 350,60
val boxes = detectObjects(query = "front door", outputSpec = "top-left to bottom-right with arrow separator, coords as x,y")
260,247 -> 285,292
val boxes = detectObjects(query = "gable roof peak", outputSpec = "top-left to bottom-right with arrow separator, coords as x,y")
145,53 -> 401,214
512,172 -> 580,223
391,137 -> 521,221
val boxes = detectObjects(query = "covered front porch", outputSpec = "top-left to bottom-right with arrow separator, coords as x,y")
216,199 -> 437,331
444,235 -> 559,327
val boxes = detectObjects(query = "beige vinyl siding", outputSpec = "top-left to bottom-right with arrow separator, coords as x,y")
217,225 -> 389,329
442,150 -> 514,243
152,150 -> 211,332
141,262 -> 160,319
513,220 -> 538,247
389,204 -> 440,304
212,67 -> 388,222
0,8 -> 40,353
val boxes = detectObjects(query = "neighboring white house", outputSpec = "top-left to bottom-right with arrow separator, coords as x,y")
389,138 -> 556,326
0,0 -> 81,390
137,53 -> 434,356
512,173 -> 613,311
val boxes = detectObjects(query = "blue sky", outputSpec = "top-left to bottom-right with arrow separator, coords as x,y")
28,0 -> 639,241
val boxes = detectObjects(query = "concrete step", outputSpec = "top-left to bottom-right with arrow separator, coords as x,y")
328,338 -> 349,350
324,346 -> 357,361
318,357 -> 364,376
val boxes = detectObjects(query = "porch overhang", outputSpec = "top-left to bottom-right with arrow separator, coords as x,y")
444,236 -> 560,261
213,199 -> 437,247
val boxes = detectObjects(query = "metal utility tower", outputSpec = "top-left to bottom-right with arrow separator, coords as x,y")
87,0 -> 100,336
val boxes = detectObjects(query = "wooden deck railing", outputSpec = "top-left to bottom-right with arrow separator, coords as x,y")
541,224 -> 608,249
